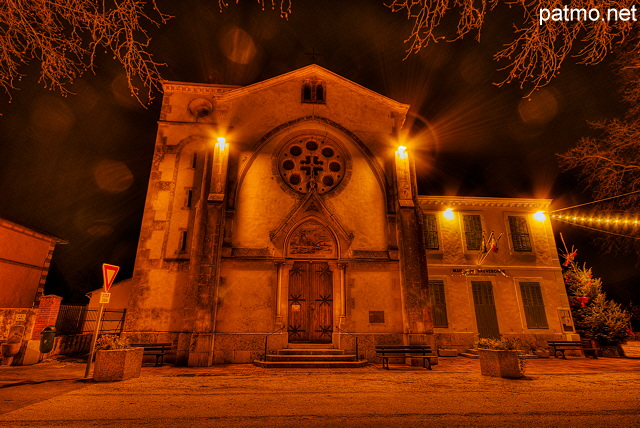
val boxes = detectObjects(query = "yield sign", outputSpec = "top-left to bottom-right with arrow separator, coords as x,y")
102,264 -> 120,292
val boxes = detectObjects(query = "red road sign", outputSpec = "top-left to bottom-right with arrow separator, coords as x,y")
102,264 -> 120,292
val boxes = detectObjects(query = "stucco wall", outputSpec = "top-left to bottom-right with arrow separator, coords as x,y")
217,261 -> 277,333
0,222 -> 55,308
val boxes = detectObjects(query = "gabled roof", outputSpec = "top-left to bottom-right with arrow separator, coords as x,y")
163,64 -> 410,113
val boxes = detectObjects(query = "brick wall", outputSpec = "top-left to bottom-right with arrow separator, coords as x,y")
31,295 -> 62,339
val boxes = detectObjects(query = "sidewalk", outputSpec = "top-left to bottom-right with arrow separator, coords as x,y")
1,356 -> 640,426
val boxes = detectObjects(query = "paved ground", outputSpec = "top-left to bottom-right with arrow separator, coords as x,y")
1,355 -> 640,427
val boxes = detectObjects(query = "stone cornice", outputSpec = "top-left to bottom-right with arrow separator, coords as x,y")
161,81 -> 240,96
417,195 -> 551,209
163,65 -> 410,114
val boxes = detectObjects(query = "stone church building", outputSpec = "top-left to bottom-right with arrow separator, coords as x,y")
124,65 -> 575,366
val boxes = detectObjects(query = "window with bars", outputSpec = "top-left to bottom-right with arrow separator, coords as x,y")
429,280 -> 448,328
508,216 -> 532,252
520,282 -> 548,329
423,213 -> 439,250
463,214 -> 483,251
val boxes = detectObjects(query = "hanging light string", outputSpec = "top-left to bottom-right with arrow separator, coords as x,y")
550,189 -> 640,213
549,215 -> 640,240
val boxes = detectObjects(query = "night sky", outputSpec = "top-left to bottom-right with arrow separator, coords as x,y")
0,0 -> 637,304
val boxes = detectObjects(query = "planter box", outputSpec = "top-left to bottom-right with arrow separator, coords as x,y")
93,347 -> 144,382
478,349 -> 523,378
438,349 -> 459,357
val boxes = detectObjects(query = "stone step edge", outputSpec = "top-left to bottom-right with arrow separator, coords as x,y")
266,355 -> 358,362
277,349 -> 345,355
253,360 -> 369,368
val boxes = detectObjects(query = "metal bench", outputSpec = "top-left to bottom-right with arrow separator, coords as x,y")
375,345 -> 438,370
130,343 -> 173,366
547,340 -> 598,359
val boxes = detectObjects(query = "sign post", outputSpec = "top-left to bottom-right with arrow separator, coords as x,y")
84,264 -> 120,379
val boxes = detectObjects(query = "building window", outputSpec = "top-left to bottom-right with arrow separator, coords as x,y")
423,213 -> 439,250
185,189 -> 193,208
191,152 -> 198,169
508,216 -> 532,252
520,282 -> 548,329
429,280 -> 448,328
178,230 -> 188,253
463,214 -> 483,251
301,80 -> 326,103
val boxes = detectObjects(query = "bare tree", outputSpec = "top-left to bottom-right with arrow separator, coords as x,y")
387,1 -> 638,93
558,40 -> 640,254
1,1 -> 637,103
0,0 -> 170,103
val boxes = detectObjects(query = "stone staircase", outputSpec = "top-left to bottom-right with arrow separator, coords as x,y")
460,348 -> 480,359
253,347 -> 369,368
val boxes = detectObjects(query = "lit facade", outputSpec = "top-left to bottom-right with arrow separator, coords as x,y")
124,65 -> 573,365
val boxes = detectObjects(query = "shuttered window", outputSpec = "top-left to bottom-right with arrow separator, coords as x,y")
520,282 -> 548,329
423,213 -> 439,250
509,216 -> 532,252
429,280 -> 448,328
463,215 -> 483,251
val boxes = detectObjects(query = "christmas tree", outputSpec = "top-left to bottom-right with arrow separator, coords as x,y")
561,248 -> 631,346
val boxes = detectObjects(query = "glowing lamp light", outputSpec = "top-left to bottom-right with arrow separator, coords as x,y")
396,145 -> 408,159
216,137 -> 227,150
443,208 -> 455,220
533,211 -> 546,222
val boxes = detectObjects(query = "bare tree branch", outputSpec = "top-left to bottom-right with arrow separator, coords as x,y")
387,0 -> 639,94
0,0 -> 169,104
558,39 -> 640,256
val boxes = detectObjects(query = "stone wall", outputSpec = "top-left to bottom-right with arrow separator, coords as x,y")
31,295 -> 62,339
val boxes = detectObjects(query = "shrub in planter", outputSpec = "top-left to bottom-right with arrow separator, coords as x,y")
476,338 -> 525,378
93,335 -> 144,382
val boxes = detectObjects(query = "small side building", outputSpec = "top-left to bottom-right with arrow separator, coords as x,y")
0,218 -> 64,308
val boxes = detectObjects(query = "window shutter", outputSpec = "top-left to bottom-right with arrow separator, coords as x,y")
509,216 -> 532,252
520,282 -> 548,329
423,213 -> 439,250
429,280 -> 448,328
463,215 -> 482,251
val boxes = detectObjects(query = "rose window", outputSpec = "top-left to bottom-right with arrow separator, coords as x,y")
277,136 -> 347,194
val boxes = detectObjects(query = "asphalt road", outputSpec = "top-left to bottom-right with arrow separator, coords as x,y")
1,368 -> 639,427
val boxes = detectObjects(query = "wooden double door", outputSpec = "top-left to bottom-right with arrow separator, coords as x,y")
287,261 -> 333,343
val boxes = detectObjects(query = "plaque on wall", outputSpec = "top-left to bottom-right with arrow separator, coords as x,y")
369,311 -> 385,323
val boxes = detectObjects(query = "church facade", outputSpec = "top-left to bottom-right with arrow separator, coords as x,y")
124,65 -> 574,366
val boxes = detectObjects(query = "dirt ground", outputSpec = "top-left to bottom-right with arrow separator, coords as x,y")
1,355 -> 639,427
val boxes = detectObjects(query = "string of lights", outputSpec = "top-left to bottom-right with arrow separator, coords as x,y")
549,189 -> 640,213
546,190 -> 640,238
549,212 -> 640,239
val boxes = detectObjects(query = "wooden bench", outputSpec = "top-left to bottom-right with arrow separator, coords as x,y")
547,340 -> 598,359
130,343 -> 173,366
375,345 -> 438,370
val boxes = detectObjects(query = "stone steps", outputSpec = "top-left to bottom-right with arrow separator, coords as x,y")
253,360 -> 369,368
253,347 -> 369,368
266,354 -> 356,362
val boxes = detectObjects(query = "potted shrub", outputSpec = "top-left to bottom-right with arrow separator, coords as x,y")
93,335 -> 144,382
476,338 -> 525,379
